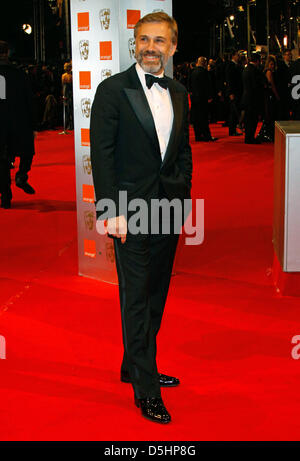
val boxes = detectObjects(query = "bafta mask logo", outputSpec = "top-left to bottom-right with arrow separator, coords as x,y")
81,98 -> 91,118
82,154 -> 92,175
79,40 -> 89,60
101,69 -> 112,81
100,8 -> 110,30
128,38 -> 135,59
84,211 -> 95,231
105,240 -> 115,264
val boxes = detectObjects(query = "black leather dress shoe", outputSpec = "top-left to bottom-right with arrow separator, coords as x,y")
15,179 -> 35,194
134,396 -> 171,424
1,197 -> 11,209
157,373 -> 180,387
203,137 -> 218,142
121,371 -> 180,387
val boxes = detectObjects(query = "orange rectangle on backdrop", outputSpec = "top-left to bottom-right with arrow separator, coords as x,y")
81,128 -> 90,146
99,41 -> 112,60
84,239 -> 96,258
79,71 -> 91,89
127,10 -> 141,29
78,12 -> 89,31
82,184 -> 94,203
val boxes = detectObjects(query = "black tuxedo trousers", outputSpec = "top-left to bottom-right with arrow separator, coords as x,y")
115,232 -> 179,398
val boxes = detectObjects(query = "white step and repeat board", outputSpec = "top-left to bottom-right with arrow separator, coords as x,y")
70,0 -> 172,283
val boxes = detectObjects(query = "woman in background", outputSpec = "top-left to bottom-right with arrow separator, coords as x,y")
61,62 -> 73,130
257,55 -> 280,142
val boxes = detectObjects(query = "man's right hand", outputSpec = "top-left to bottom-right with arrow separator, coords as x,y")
106,215 -> 127,244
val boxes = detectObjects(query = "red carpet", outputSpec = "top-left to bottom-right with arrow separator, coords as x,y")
1,126 -> 300,441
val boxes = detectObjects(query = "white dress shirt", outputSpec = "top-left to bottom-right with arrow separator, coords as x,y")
135,63 -> 174,161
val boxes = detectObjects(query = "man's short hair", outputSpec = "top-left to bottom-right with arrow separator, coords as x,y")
0,41 -> 9,56
197,56 -> 207,67
134,12 -> 178,45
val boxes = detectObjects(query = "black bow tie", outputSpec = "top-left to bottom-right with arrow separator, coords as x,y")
145,74 -> 169,90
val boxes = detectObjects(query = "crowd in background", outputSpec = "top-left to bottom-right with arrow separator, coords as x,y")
174,49 -> 300,144
11,60 -> 73,132
9,48 -> 300,144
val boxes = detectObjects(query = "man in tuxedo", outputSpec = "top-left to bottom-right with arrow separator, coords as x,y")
241,53 -> 265,144
0,41 -> 36,209
190,56 -> 217,142
225,50 -> 243,136
90,13 -> 192,424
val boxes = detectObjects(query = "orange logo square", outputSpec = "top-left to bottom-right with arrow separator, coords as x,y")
84,239 -> 96,258
127,10 -> 141,29
79,71 -> 91,89
81,128 -> 90,146
82,184 -> 94,203
78,12 -> 89,31
99,41 -> 112,60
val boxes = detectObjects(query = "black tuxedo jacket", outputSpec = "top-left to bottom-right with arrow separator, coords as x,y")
90,64 -> 192,220
277,60 -> 293,99
190,66 -> 213,104
225,61 -> 243,100
241,63 -> 265,114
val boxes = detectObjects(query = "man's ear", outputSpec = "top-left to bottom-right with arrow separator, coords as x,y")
169,43 -> 177,58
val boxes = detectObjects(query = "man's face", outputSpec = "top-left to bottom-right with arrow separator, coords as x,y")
135,21 -> 176,75
269,60 -> 275,71
284,51 -> 292,63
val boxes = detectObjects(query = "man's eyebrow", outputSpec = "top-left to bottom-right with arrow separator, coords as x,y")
139,34 -> 166,40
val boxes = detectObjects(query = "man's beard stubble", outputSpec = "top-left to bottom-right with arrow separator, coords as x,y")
135,50 -> 167,74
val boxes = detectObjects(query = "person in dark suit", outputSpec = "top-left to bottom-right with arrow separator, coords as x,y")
225,50 -> 243,136
0,41 -> 36,207
241,53 -> 265,144
90,13 -> 192,424
207,58 -> 218,123
276,49 -> 293,120
190,56 -> 217,142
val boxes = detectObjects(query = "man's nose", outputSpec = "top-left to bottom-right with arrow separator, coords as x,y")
145,39 -> 156,51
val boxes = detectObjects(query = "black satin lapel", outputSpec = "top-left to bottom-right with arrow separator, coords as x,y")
162,88 -> 184,166
123,88 -> 160,153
